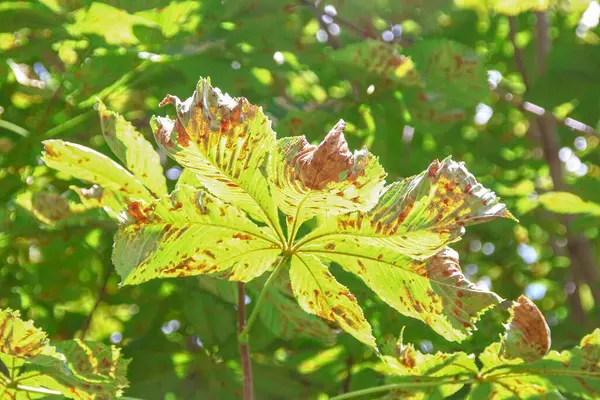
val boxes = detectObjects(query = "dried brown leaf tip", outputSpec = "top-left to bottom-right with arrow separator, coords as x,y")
502,295 -> 551,362
291,120 -> 368,189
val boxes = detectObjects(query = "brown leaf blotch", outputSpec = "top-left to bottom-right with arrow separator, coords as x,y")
290,120 -> 367,189
510,295 -> 551,357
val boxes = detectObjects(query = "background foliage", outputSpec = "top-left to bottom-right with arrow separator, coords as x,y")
1,0 -> 600,398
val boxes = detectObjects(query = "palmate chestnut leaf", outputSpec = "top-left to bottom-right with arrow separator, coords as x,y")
41,77 -> 548,354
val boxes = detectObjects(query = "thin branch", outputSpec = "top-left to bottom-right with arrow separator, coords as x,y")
492,87 -> 600,138
237,282 -> 254,400
330,378 -> 475,400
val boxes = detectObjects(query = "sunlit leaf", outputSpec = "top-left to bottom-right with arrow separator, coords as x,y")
41,140 -> 154,205
0,309 -> 129,399
380,336 -> 477,399
268,119 -> 386,239
98,101 -> 167,197
151,77 -> 282,238
113,184 -> 281,285
296,158 -> 512,341
289,253 -> 376,348
471,329 -> 600,399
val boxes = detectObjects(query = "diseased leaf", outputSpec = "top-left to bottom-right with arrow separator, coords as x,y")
379,338 -> 477,399
501,295 -> 551,362
471,329 -> 600,399
15,190 -> 73,225
330,40 -> 419,85
0,309 -> 129,399
113,184 -> 281,285
403,88 -> 468,133
98,101 -> 167,197
296,158 -> 512,341
300,157 -> 513,260
268,119 -> 386,238
41,140 -> 153,205
407,39 -> 487,108
151,78 -> 282,238
289,253 -> 376,349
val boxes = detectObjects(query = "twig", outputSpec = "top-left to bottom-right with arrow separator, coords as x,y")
330,378 -> 475,400
492,87 -> 600,138
237,282 -> 254,400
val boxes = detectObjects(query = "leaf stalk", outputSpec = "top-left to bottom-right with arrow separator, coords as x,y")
238,255 -> 290,344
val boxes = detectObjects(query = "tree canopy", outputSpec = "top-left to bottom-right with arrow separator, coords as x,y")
1,1 -> 600,399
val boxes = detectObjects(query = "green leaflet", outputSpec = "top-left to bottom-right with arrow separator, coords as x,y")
501,296 -> 551,362
407,39 -> 488,109
342,328 -> 600,400
98,101 -> 167,198
289,253 -> 376,349
42,140 -> 153,205
113,184 -> 281,285
151,78 -> 282,238
0,309 -> 129,399
268,120 -> 386,241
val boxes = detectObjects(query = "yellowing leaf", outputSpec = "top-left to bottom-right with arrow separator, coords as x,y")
151,78 -> 283,239
0,309 -> 129,399
268,119 -> 386,240
300,157 -> 514,260
113,185 -> 281,285
501,295 -> 551,362
472,329 -> 600,399
380,342 -> 476,399
295,158 -> 512,341
289,253 -> 376,349
98,101 -> 167,197
42,140 -> 153,205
